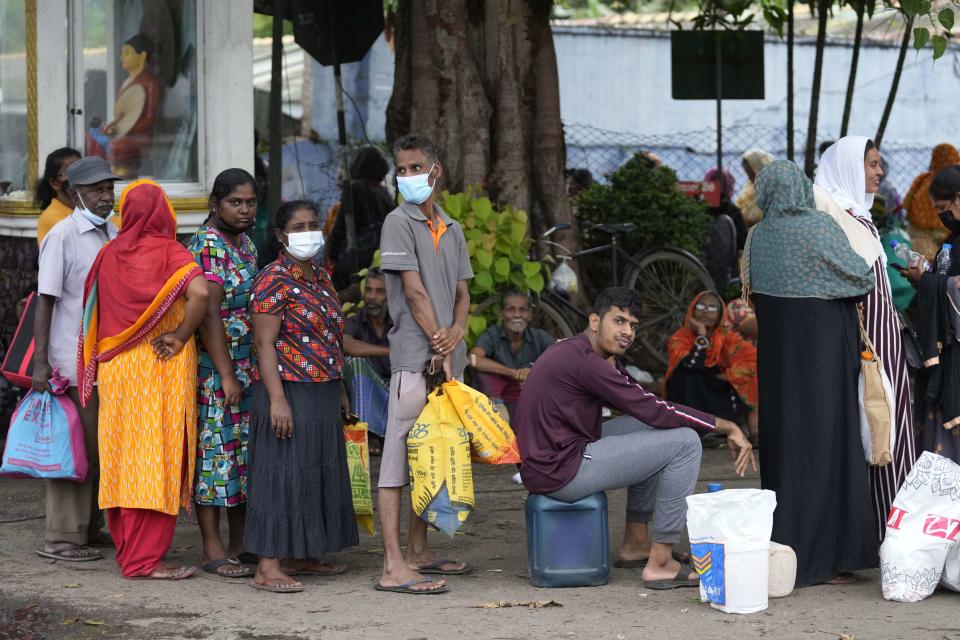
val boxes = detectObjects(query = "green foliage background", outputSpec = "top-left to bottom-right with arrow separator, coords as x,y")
573,153 -> 710,290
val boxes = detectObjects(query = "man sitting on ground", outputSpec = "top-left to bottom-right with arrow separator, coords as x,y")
343,268 -> 393,454
468,290 -> 554,421
515,287 -> 755,590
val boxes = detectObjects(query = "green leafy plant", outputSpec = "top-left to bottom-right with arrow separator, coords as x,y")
572,153 -> 711,293
439,188 -> 545,345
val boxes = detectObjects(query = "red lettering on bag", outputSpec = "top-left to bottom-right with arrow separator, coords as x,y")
922,514 -> 960,540
886,507 -> 908,530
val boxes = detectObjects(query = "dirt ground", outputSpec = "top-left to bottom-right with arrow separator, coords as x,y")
2,447 -> 959,640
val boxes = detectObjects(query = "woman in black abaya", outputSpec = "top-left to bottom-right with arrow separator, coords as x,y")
743,160 -> 878,587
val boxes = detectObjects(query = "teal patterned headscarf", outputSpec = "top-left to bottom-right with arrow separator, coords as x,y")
743,160 -> 875,299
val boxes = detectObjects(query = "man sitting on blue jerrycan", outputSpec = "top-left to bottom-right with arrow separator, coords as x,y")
514,287 -> 756,589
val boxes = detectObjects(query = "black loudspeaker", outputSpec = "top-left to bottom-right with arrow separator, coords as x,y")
670,31 -> 765,101
255,0 -> 384,65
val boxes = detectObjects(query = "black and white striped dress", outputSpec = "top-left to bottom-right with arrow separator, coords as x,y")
855,215 -> 918,540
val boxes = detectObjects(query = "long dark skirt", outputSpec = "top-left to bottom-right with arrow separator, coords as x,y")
754,294 -> 878,587
665,366 -> 747,422
244,380 -> 359,559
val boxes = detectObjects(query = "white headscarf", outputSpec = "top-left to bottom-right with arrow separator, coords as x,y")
742,148 -> 774,177
814,135 -> 876,220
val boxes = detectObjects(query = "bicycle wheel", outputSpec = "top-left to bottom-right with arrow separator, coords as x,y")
472,292 -> 578,341
622,248 -> 715,369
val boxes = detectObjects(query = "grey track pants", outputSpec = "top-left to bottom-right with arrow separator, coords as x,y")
548,416 -> 703,544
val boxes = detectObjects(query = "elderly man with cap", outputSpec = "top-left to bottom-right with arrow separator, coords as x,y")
32,156 -> 120,562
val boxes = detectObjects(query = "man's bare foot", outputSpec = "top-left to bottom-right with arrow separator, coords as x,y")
641,557 -> 698,583
616,540 -> 652,564
380,561 -> 446,593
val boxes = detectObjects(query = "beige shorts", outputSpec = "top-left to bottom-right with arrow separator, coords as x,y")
377,371 -> 428,488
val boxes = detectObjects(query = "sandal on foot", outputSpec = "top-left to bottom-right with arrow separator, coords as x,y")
643,561 -> 700,590
415,559 -> 471,575
35,546 -> 102,562
130,565 -> 197,581
249,578 -> 304,593
202,556 -> 255,578
374,578 -> 448,594
614,550 -> 690,569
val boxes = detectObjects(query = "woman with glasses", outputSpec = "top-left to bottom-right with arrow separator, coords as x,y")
664,291 -> 758,442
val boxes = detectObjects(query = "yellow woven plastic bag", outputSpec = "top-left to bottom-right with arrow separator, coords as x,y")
343,417 -> 375,535
442,380 -> 521,465
407,388 -> 475,536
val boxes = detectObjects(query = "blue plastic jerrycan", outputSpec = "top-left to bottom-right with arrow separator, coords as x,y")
525,492 -> 610,587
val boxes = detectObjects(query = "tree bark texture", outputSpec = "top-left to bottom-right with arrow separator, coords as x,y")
386,0 -> 577,248
874,13 -> 914,149
787,0 -> 795,161
840,2 -> 864,138
803,0 -> 830,177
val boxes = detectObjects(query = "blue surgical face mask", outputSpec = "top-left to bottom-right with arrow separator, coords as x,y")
77,193 -> 114,227
396,164 -> 436,204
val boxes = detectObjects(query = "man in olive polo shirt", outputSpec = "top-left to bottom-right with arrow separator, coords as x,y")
375,134 -> 473,595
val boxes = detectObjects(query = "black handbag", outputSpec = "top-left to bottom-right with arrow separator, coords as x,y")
897,308 -> 923,370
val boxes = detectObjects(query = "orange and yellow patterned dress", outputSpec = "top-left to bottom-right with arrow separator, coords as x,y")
97,298 -> 198,515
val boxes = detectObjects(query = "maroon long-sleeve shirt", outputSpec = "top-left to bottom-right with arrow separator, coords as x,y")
514,335 -> 717,494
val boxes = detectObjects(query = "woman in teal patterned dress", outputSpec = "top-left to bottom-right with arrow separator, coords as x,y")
188,169 -> 259,578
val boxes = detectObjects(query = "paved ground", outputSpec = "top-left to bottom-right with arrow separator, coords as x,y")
2,446 -> 959,640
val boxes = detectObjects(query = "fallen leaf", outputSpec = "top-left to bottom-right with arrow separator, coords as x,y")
61,618 -> 80,626
474,600 -> 562,609
63,583 -> 81,589
687,596 -> 701,603
83,619 -> 105,626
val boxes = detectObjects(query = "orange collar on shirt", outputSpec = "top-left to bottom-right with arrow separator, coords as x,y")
425,216 -> 447,252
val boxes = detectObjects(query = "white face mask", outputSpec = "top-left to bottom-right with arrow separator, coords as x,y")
284,231 -> 325,261
77,192 -> 114,227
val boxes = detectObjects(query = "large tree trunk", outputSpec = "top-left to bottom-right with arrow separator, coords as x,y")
875,13 -> 914,148
803,0 -> 830,177
786,0 -> 795,161
386,0 -> 577,250
840,1 -> 864,137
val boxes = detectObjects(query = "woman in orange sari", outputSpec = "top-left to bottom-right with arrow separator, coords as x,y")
78,179 -> 209,580
664,291 -> 759,442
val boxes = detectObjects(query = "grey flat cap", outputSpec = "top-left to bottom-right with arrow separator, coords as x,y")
66,157 -> 120,186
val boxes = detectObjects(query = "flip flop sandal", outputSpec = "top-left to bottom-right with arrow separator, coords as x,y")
415,559 -> 472,575
825,572 -> 858,585
249,579 -> 304,594
282,564 -> 348,577
614,550 -> 691,569
35,546 -> 102,562
643,561 -> 700,590
129,566 -> 197,581
374,578 -> 448,595
202,557 -> 255,578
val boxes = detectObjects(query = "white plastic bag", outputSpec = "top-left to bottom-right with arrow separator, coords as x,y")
686,489 -> 777,614
550,257 -> 578,297
880,452 -> 960,602
857,365 -> 896,465
943,544 -> 960,593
